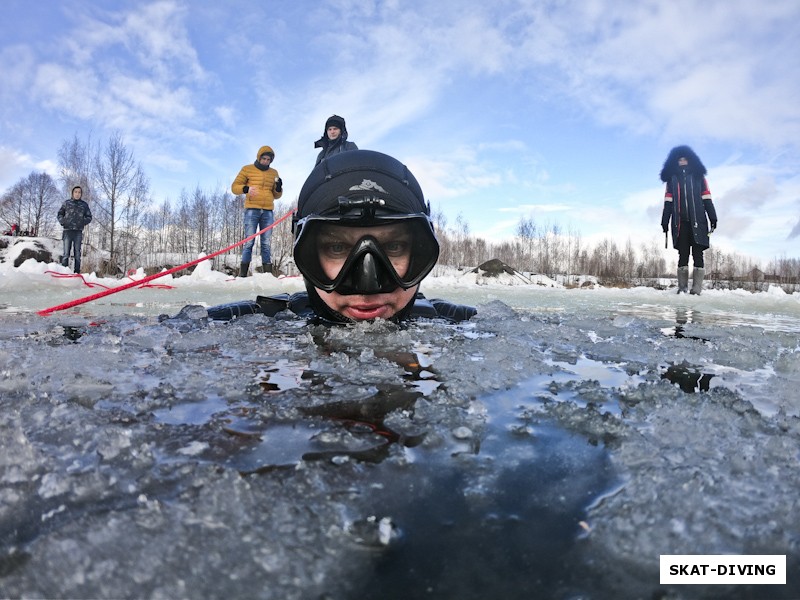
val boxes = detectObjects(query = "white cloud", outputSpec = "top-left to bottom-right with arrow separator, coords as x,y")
33,63 -> 100,120
119,1 -> 205,81
65,0 -> 204,82
29,1 -> 212,145
0,44 -> 36,98
498,203 -> 573,214
0,146 -> 34,188
504,1 -> 800,146
214,106 -> 236,129
474,217 -> 523,241
0,146 -> 59,192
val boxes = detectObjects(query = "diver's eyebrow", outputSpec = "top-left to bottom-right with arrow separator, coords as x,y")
317,228 -> 348,241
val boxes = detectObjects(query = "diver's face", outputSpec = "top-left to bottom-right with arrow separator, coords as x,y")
315,223 -> 418,321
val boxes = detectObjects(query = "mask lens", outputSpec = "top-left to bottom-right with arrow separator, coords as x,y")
294,217 -> 439,294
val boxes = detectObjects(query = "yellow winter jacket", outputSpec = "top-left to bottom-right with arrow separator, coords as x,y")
231,145 -> 283,210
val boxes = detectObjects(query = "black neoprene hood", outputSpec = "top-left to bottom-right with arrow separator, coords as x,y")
296,149 -> 429,222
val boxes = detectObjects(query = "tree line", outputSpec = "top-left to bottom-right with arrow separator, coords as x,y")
2,131 -> 798,291
434,214 -> 800,291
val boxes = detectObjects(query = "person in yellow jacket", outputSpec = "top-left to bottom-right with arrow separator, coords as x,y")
231,145 -> 283,276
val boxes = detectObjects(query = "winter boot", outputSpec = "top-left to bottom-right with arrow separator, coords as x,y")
257,263 -> 272,275
690,267 -> 705,295
239,262 -> 250,277
677,266 -> 689,294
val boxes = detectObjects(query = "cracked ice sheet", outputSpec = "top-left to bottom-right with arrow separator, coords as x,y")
0,283 -> 798,599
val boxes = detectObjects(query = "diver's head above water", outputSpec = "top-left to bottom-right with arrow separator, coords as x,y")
293,150 -> 439,323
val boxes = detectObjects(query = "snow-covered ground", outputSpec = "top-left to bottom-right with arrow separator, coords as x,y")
1,243 -> 799,599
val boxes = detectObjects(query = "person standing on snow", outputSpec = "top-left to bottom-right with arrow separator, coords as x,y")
231,145 -> 283,277
57,186 -> 93,274
193,149 -> 476,324
314,115 -> 358,166
660,145 -> 718,295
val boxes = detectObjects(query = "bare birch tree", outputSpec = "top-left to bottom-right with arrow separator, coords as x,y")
94,131 -> 139,273
58,134 -> 95,192
116,166 -> 150,274
515,216 -> 536,272
0,172 -> 60,236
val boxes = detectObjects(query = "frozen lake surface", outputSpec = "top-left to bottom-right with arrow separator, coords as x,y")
1,265 -> 799,598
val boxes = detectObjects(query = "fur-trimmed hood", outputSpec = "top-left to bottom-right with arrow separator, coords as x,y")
314,115 -> 349,149
660,145 -> 707,182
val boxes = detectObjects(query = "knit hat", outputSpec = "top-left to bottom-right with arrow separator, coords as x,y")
297,149 -> 428,221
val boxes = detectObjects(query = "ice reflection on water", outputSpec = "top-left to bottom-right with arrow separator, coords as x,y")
617,302 -> 800,334
141,338 -> 644,472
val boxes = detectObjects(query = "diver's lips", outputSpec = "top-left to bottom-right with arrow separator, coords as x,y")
342,303 -> 392,320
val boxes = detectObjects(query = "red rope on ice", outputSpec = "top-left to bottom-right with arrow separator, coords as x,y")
37,209 -> 296,316
40,270 -> 175,290
42,270 -> 175,290
44,271 -> 114,290
123,271 -> 176,289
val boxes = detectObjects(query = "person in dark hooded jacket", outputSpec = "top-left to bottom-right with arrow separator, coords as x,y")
660,145 -> 718,295
57,186 -> 93,273
185,150 -> 476,325
314,115 -> 358,165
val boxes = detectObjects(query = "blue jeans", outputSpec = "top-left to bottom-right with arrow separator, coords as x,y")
241,209 -> 274,264
62,230 -> 83,273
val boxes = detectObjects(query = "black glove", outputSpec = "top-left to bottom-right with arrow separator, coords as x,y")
274,177 -> 282,193
662,225 -> 668,234
710,221 -> 717,232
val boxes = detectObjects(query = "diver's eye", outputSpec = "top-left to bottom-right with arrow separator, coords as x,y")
320,241 -> 351,259
382,240 -> 411,257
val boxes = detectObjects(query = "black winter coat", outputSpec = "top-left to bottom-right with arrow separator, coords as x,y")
315,139 -> 358,166
57,199 -> 93,231
660,172 -> 717,250
659,146 -> 717,251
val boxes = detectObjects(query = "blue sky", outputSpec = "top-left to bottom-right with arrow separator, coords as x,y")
1,0 -> 799,264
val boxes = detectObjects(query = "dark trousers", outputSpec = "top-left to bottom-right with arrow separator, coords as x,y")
676,224 -> 704,268
62,230 -> 84,273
